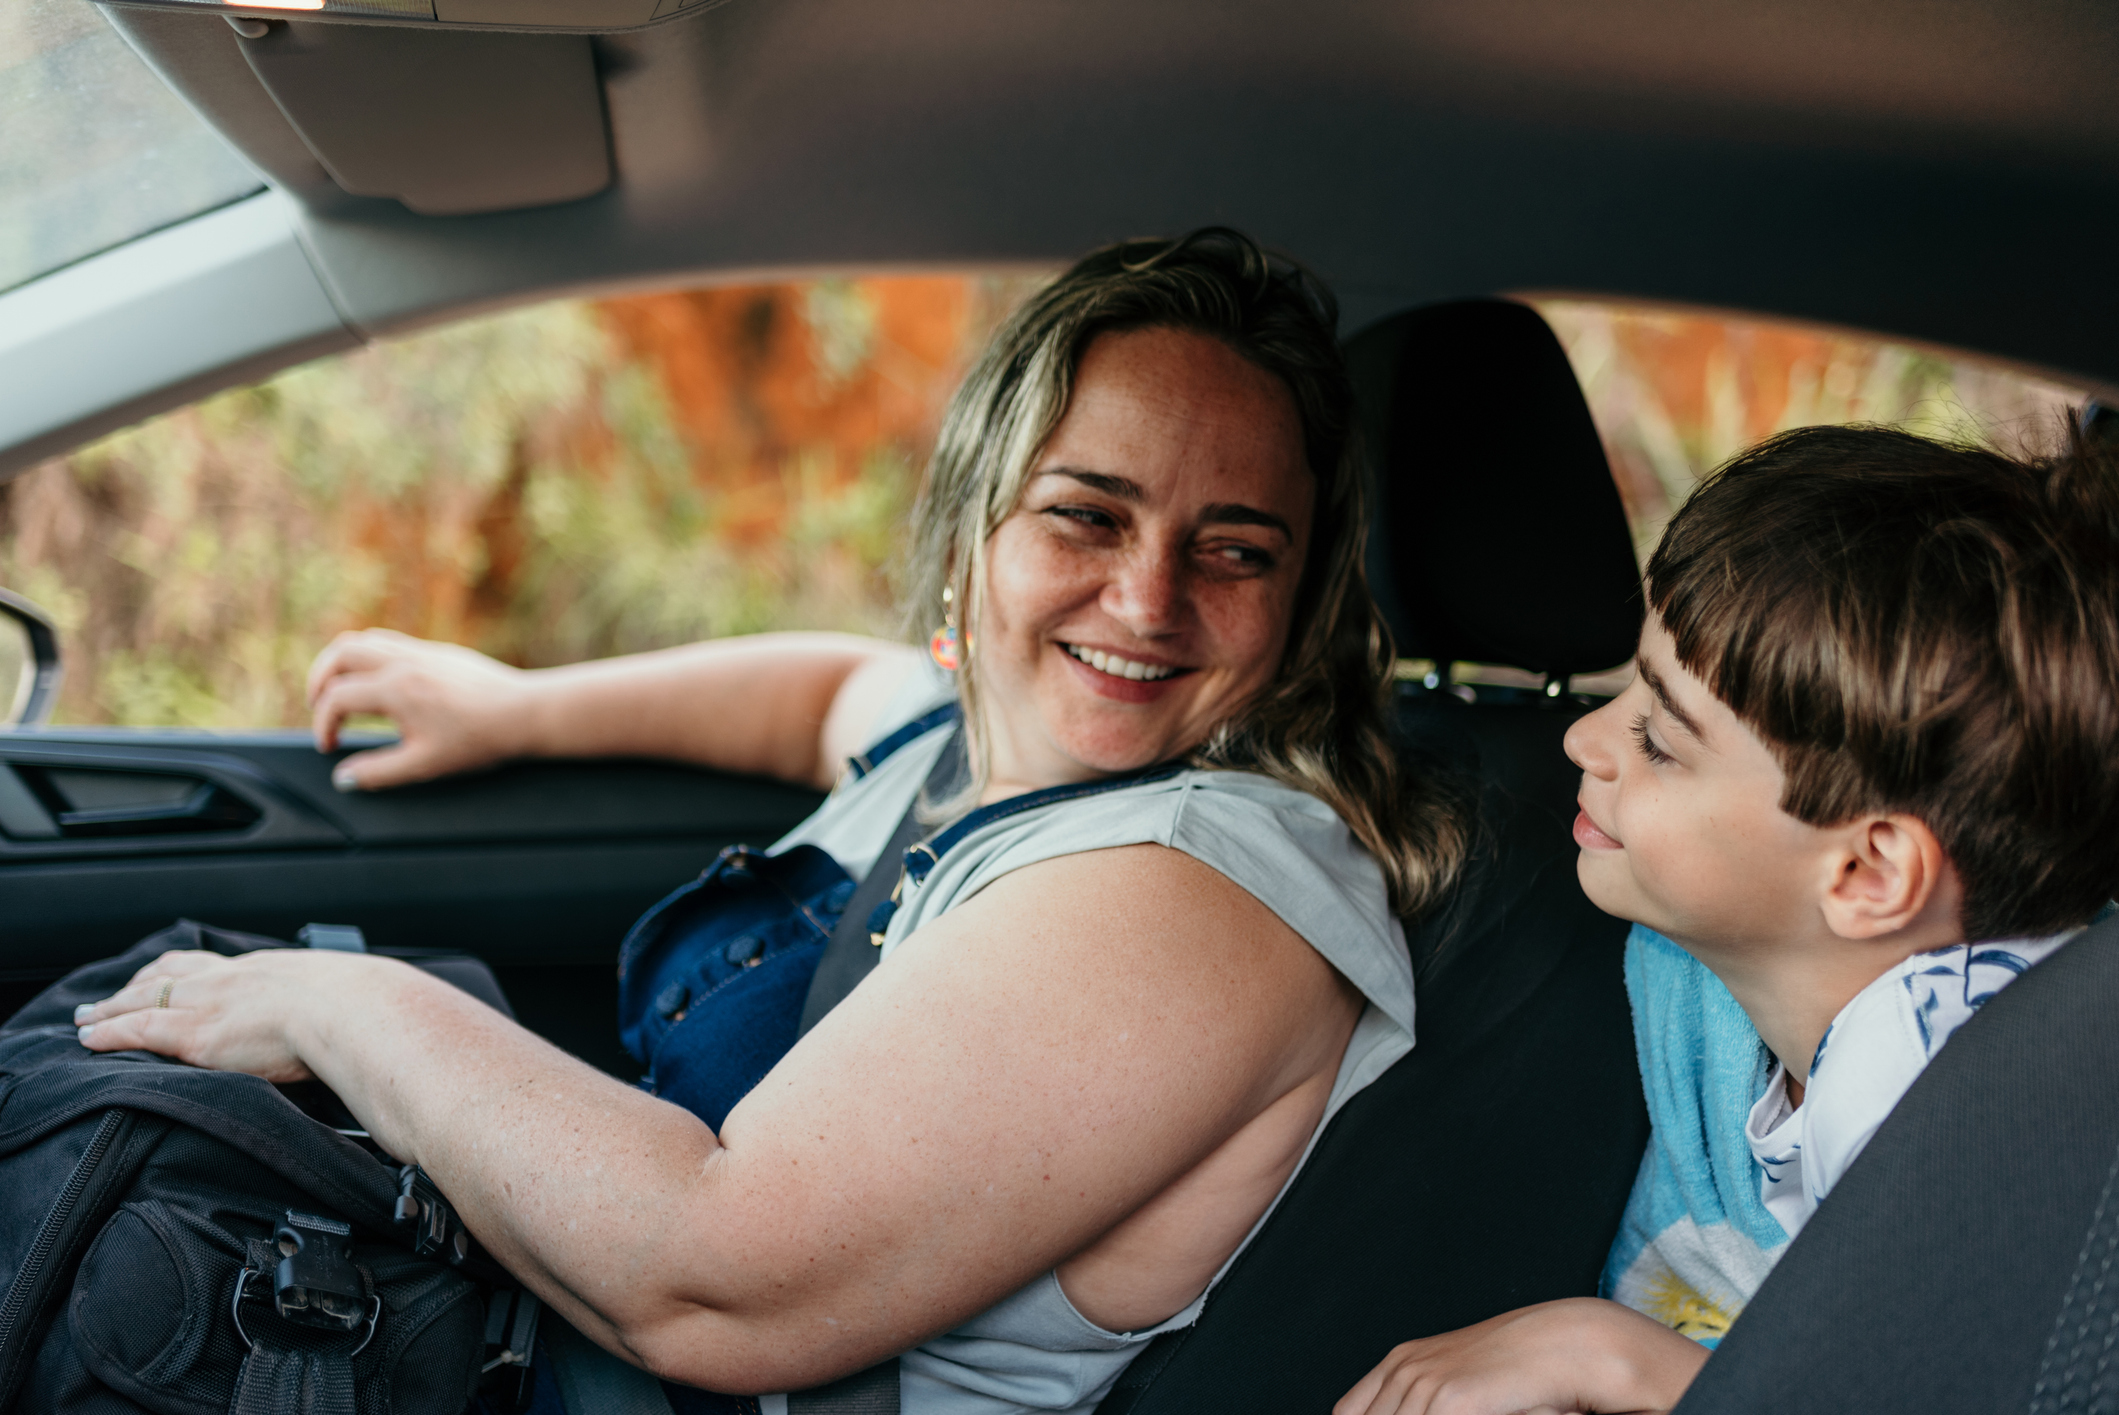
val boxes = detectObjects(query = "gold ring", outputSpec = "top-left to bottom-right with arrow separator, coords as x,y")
154,979 -> 173,1009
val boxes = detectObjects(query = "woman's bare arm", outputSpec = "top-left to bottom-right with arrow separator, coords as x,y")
307,629 -> 920,791
76,843 -> 1358,1393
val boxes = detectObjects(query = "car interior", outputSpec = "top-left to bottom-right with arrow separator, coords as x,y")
3,2 -> 2118,1411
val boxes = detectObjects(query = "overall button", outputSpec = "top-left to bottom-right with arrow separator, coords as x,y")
653,982 -> 690,1020
724,935 -> 764,967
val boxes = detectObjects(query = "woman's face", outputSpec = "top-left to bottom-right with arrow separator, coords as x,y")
976,325 -> 1315,793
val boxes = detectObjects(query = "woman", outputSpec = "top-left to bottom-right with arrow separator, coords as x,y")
76,231 -> 1467,1413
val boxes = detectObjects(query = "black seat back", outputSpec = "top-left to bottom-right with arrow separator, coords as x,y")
1356,298 -> 1642,681
1100,301 -> 1649,1412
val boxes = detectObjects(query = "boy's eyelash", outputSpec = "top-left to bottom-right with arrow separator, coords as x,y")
1631,712 -> 1673,765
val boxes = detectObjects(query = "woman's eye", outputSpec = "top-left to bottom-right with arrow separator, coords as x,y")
1205,542 -> 1274,571
1630,712 -> 1673,766
1045,505 -> 1118,532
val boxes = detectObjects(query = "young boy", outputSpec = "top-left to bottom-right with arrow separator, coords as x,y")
1337,421 -> 2119,1415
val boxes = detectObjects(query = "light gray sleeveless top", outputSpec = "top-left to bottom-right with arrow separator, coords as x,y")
767,669 -> 1416,1415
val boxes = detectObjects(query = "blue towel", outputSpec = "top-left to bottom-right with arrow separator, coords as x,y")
1598,926 -> 1787,1346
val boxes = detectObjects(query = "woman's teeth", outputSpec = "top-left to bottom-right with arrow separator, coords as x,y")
1065,645 -> 1176,681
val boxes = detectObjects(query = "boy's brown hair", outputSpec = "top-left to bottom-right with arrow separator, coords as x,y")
1648,420 -> 2119,941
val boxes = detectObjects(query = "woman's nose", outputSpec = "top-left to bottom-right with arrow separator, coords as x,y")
1563,699 -> 1622,780
1101,548 -> 1184,635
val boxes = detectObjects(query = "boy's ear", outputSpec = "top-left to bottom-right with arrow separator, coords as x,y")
1820,813 -> 1960,941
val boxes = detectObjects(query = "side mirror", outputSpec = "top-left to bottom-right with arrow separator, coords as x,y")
0,588 -> 62,727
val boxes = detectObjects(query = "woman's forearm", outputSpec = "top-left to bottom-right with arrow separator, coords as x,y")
294,956 -> 756,1370
514,633 -> 914,786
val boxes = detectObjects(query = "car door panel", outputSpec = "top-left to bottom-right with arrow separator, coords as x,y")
0,728 -> 824,1076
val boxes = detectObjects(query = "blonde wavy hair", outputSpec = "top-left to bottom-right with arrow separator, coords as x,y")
905,229 -> 1468,919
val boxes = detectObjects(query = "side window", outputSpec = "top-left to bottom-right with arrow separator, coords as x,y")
1409,301 -> 2093,696
1533,301 -> 2090,569
0,275 -> 1043,728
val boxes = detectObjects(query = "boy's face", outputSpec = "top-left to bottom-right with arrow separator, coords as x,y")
1564,618 -> 1825,952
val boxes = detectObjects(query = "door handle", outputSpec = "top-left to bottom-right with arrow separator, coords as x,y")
0,763 -> 260,841
53,781 -> 218,830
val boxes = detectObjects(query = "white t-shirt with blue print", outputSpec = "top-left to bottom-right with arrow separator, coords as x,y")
1603,923 -> 2081,1346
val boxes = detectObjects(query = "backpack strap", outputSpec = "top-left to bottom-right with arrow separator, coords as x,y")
228,1339 -> 357,1415
797,723 -> 964,1038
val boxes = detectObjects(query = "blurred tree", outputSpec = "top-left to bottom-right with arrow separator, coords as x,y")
1536,301 -> 2082,567
0,275 -> 1040,727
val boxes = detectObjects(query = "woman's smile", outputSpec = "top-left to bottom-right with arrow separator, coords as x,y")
1058,642 -> 1194,705
1061,642 -> 1185,683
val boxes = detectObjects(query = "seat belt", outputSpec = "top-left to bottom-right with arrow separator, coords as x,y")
796,726 -> 963,1038
787,726 -> 961,1415
542,1317 -> 676,1415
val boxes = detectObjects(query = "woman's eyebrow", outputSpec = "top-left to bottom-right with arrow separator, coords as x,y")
1036,469 -> 1292,540
1041,467 -> 1143,499
1201,503 -> 1293,540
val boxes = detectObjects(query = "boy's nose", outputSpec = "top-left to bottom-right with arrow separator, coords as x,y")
1563,700 -> 1621,780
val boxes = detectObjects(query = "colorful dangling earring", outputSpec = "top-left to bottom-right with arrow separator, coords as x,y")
929,585 -> 961,671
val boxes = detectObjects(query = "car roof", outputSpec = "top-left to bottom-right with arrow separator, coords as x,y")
4,0 -> 2115,477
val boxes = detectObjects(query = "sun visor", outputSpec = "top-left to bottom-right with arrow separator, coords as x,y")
92,7 -> 618,216
221,19 -> 610,215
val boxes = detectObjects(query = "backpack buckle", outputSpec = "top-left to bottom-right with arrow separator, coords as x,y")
265,1211 -> 370,1332
395,1164 -> 471,1264
233,1212 -> 382,1356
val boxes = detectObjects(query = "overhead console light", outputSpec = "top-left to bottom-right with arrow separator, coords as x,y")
100,0 -> 692,29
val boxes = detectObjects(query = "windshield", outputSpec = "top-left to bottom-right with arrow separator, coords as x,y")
0,0 -> 264,295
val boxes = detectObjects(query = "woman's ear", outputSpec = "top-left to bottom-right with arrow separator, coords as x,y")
1820,813 -> 1960,941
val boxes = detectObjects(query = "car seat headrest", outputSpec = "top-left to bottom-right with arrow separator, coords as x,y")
1346,299 -> 1643,680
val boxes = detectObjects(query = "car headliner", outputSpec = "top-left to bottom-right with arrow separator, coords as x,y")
3,0 -> 2115,479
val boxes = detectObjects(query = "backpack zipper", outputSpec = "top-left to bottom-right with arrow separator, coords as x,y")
0,1108 -> 126,1370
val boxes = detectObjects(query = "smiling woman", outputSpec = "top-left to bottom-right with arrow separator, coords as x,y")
77,229 -> 1469,1415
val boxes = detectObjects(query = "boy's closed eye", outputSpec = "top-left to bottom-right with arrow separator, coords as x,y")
1631,711 -> 1675,766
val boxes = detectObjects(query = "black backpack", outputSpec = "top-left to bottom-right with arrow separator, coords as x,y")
0,921 -> 518,1415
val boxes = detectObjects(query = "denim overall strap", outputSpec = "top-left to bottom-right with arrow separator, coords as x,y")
797,718 -> 967,1038
865,759 -> 1188,943
844,702 -> 960,780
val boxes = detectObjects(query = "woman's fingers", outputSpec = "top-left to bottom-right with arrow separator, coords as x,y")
76,950 -> 227,1025
310,670 -> 389,754
306,628 -> 415,709
330,740 -> 444,793
75,949 -> 325,1082
304,631 -> 530,789
75,948 -> 229,1029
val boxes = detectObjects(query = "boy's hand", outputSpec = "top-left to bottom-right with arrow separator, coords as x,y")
1334,1298 -> 1708,1415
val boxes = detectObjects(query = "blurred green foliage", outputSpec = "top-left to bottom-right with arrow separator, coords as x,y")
0,293 -> 929,727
